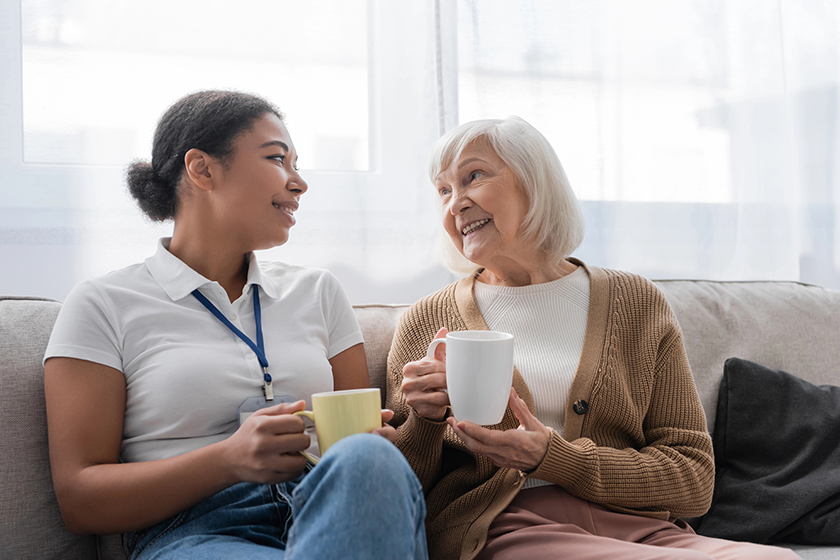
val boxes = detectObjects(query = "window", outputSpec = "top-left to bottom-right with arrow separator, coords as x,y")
3,0 -> 452,302
22,0 -> 370,171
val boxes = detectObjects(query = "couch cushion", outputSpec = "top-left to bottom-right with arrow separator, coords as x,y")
354,304 -> 408,402
696,358 -> 840,544
0,296 -> 98,559
655,280 -> 840,432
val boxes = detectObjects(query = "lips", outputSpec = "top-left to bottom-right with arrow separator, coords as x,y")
272,200 -> 298,216
461,218 -> 490,236
272,200 -> 298,225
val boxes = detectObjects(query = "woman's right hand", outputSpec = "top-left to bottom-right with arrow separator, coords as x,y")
401,328 -> 451,421
222,400 -> 311,484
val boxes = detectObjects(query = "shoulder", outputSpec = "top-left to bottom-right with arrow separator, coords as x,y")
591,266 -> 669,305
48,264 -> 151,362
400,279 -> 461,327
389,280 -> 464,367
393,278 -> 473,349
259,261 -> 340,292
259,260 -> 331,280
62,262 -> 152,308
590,266 -> 680,335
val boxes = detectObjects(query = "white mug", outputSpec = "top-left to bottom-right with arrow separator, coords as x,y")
426,330 -> 514,425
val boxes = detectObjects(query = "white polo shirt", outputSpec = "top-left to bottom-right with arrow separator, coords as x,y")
45,238 -> 364,463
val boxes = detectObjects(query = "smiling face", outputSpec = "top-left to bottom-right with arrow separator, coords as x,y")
435,138 -> 532,273
212,112 -> 308,251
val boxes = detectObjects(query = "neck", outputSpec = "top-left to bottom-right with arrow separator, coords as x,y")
478,257 -> 577,287
168,229 -> 250,303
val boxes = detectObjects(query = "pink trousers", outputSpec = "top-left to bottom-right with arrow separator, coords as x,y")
476,486 -> 801,560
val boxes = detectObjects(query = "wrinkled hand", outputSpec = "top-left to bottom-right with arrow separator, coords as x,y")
447,388 -> 551,472
372,409 -> 397,443
401,328 -> 450,421
223,400 -> 310,484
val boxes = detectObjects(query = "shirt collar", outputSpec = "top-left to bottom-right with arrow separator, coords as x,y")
244,251 -> 277,299
145,238 -> 276,301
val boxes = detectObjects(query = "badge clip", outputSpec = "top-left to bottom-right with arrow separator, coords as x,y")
262,368 -> 274,401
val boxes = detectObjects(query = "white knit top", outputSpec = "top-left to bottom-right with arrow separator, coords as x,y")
473,266 -> 590,487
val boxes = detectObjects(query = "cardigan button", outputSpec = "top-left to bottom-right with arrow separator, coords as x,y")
573,399 -> 589,415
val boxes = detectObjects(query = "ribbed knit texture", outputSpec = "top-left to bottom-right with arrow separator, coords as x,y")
386,260 -> 714,560
474,267 -> 589,490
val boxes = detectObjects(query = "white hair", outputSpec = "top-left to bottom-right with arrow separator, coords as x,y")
429,116 -> 585,275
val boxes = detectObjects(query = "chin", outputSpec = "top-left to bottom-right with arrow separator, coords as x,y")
255,235 -> 290,252
461,245 -> 487,265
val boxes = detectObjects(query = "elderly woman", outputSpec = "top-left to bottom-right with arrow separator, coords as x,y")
386,116 -> 800,560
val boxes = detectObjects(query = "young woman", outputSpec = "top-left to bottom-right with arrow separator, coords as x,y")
44,90 -> 427,560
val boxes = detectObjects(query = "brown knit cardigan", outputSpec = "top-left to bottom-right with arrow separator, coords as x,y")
385,259 -> 715,560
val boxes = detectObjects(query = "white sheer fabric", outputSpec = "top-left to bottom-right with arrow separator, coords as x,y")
456,0 -> 840,288
2,0 -> 840,303
2,0 -> 453,303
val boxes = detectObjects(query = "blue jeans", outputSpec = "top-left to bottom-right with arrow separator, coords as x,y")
127,434 -> 428,559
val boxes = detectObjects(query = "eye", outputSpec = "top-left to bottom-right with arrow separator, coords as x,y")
269,154 -> 286,164
438,186 -> 451,198
469,171 -> 483,182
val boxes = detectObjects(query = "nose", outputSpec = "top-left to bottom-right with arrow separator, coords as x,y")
448,186 -> 471,215
288,169 -> 308,195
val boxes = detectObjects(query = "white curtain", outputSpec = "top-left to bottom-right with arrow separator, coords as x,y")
2,0 -> 840,304
455,0 -> 840,288
2,0 -> 453,304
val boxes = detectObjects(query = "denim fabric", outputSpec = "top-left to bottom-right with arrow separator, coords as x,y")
128,434 -> 428,560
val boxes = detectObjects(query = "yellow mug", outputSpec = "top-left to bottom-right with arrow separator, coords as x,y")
294,388 -> 382,464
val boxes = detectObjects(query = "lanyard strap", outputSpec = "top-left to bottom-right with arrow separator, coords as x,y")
192,285 -> 274,400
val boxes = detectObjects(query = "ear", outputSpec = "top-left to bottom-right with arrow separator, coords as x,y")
183,148 -> 215,192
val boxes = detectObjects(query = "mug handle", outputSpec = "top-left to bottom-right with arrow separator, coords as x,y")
425,338 -> 448,394
426,338 -> 446,359
293,410 -> 320,465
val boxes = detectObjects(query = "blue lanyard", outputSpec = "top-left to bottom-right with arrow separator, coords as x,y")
191,285 -> 274,400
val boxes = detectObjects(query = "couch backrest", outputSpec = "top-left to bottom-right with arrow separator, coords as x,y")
0,296 -> 98,560
354,304 -> 409,402
655,280 -> 840,432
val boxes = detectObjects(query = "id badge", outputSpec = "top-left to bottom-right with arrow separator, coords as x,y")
238,394 -> 296,427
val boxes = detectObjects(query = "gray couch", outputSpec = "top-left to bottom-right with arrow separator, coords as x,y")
2,279 -> 840,559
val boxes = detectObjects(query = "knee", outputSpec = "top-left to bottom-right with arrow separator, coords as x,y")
322,434 -> 418,491
326,433 -> 404,470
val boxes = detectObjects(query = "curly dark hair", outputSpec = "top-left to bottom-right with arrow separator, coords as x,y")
126,90 -> 285,221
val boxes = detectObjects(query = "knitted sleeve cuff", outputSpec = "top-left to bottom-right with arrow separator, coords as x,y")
528,428 -> 595,490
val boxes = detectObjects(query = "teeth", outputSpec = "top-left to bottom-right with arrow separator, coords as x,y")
462,219 -> 489,235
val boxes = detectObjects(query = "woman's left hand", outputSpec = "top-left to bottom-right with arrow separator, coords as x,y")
372,409 -> 398,444
447,388 -> 551,471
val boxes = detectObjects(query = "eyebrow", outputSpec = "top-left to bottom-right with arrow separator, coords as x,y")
259,140 -> 289,151
457,157 -> 485,170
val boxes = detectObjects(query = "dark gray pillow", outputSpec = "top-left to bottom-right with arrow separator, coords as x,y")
695,358 -> 840,544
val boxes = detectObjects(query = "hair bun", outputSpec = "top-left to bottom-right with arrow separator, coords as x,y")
126,159 -> 177,222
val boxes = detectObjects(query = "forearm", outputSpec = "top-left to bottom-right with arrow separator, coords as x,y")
531,429 -> 714,517
387,343 -> 448,491
54,440 -> 238,535
394,409 -> 449,492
